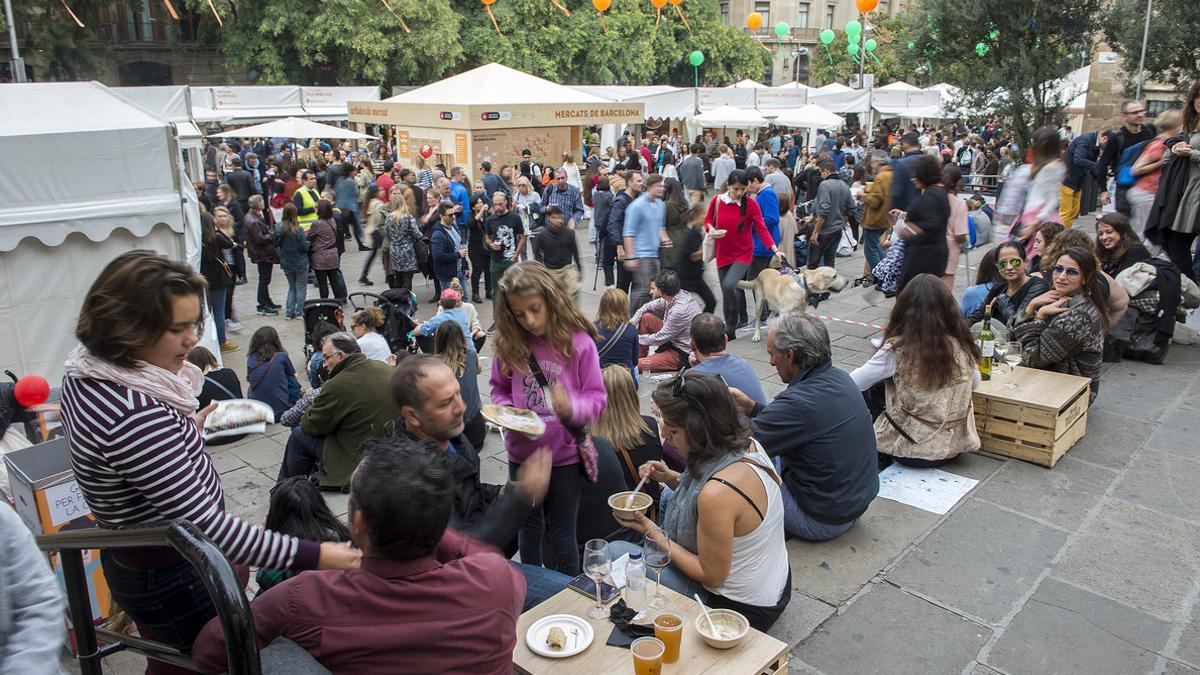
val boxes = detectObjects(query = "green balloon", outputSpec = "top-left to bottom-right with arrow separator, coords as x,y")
865,38 -> 877,52
975,42 -> 988,56
848,43 -> 859,55
988,29 -> 999,40
845,20 -> 862,36
775,22 -> 790,37
907,41 -> 915,49
819,28 -> 835,45
689,50 -> 704,66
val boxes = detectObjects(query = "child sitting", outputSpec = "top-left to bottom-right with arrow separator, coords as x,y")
255,477 -> 352,595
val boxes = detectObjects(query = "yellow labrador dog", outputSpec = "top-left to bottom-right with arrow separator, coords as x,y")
737,266 -> 848,342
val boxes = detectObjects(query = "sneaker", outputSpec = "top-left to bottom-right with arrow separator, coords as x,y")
269,302 -> 282,310
235,276 -> 248,285
486,323 -> 496,335
471,294 -> 483,304
358,277 -> 374,286
220,341 -> 240,353
262,307 -> 280,316
225,319 -> 244,333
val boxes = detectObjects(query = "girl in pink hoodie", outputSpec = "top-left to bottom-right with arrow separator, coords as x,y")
490,262 -> 607,575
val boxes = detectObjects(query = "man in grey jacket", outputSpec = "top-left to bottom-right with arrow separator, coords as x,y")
806,160 -> 855,271
677,144 -> 707,205
0,502 -> 65,673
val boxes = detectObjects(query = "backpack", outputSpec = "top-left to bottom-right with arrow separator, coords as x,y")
1116,139 -> 1151,188
957,146 -> 973,168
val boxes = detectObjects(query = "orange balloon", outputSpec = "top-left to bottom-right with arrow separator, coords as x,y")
593,0 -> 610,9
855,0 -> 879,11
746,11 -> 762,29
481,0 -> 495,5
669,0 -> 681,5
651,0 -> 667,8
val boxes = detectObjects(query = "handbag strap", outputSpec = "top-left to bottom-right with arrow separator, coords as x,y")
250,353 -> 280,391
526,353 -> 586,437
204,373 -> 238,400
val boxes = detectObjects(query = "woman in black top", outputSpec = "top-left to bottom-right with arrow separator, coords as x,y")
895,155 -> 950,293
185,346 -> 245,445
966,240 -> 1048,328
1096,213 -> 1152,277
675,203 -> 717,313
467,191 -> 492,303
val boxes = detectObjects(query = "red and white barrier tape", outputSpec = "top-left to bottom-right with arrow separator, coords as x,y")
815,314 -> 886,330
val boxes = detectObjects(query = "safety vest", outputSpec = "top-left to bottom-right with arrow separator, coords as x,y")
295,187 -> 320,231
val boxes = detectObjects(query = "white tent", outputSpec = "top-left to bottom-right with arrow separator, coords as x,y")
769,104 -> 846,129
113,85 -> 203,149
387,63 -> 611,106
809,83 -> 870,113
0,82 -> 199,381
571,85 -> 695,120
755,85 -> 810,110
772,82 -> 812,90
301,86 -> 381,120
876,81 -> 921,92
208,117 -> 377,140
730,79 -> 767,88
692,105 -> 768,128
190,85 -> 382,123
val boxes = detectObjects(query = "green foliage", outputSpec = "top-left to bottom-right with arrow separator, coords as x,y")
808,13 -> 906,85
8,0 -> 110,80
1102,0 -> 1200,91
902,0 -> 1101,147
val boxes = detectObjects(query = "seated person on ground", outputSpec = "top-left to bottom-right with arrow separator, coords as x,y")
350,307 -> 392,362
255,477 -> 352,595
246,326 -> 302,419
187,346 -> 246,446
610,372 -> 792,632
629,269 -> 703,372
594,287 -> 639,378
852,275 -> 982,469
278,332 -> 398,490
687,313 -> 767,408
965,240 -> 1048,328
306,321 -> 340,388
1023,228 -> 1129,329
193,436 -> 527,675
728,313 -> 879,542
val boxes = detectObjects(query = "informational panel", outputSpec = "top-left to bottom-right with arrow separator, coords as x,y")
471,127 -> 570,170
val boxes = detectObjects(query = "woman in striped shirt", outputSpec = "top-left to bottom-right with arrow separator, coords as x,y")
60,251 -> 360,667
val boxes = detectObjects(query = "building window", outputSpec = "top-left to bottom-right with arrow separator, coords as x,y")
798,3 -> 809,28
1146,99 -> 1180,117
824,6 -> 835,30
754,0 -> 771,26
720,1 -> 729,23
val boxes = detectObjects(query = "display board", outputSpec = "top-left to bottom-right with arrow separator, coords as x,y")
471,126 -> 571,171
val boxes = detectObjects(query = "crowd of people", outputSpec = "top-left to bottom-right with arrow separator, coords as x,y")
2,79 -> 1199,674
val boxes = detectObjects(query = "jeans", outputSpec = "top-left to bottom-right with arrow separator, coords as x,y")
718,262 -> 751,331
629,258 -> 660,311
806,231 -> 841,270
314,269 -> 347,301
512,562 -> 573,612
256,262 -> 276,308
772,456 -> 857,541
100,551 -> 216,653
861,228 -> 885,272
601,242 -> 617,287
285,270 -> 308,319
607,540 -> 703,601
509,461 -> 583,575
279,426 -> 324,481
209,285 -> 228,344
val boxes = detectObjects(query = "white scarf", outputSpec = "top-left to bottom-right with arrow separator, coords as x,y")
64,345 -> 203,414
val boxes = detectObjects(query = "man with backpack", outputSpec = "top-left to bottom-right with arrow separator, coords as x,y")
1098,100 -> 1157,216
1060,131 -> 1106,227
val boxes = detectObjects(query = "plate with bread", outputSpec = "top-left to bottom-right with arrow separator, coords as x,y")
525,613 -> 593,658
203,399 -> 275,440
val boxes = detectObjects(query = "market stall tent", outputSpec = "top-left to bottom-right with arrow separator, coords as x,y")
769,104 -> 845,129
809,82 -> 870,113
0,82 -> 202,381
730,79 -> 768,88
692,105 -> 768,128
208,117 -> 377,141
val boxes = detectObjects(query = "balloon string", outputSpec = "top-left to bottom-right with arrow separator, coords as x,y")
550,0 -> 571,15
675,6 -> 692,34
162,0 -> 180,21
870,51 -> 883,66
487,5 -> 501,34
599,12 -> 608,35
655,9 -> 661,27
824,44 -> 832,64
60,0 -> 86,27
205,0 -> 223,26
380,0 -> 411,32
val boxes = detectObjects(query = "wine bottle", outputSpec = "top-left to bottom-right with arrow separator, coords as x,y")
978,305 -> 994,381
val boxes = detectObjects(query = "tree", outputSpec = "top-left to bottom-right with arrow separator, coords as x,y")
1102,0 -> 1200,92
4,0 -> 111,80
808,13 -> 907,85
902,0 -> 1101,149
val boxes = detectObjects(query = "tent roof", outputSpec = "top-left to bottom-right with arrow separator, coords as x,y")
814,82 -> 853,94
873,103 -> 947,119
730,79 -> 767,88
386,63 -> 611,106
767,104 -> 845,129
771,82 -> 812,90
877,81 -> 920,91
0,81 -> 167,137
692,104 -> 767,127
208,117 -> 377,140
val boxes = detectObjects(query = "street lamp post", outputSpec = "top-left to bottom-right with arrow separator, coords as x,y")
1134,0 -> 1152,100
4,0 -> 26,82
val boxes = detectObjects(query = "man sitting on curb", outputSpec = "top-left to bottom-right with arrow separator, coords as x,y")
688,313 -> 767,408
629,269 -> 703,372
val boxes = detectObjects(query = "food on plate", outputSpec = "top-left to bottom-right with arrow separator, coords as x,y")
206,401 -> 270,433
546,626 -> 567,650
481,403 -> 545,437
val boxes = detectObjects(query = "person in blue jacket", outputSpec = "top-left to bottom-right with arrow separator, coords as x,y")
431,202 -> 466,291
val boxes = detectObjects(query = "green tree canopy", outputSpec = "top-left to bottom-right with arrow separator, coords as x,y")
1102,0 -> 1200,92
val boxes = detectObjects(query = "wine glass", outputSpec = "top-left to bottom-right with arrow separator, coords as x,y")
583,539 -> 611,619
1004,343 -> 1023,388
643,529 -> 672,609
992,341 -> 1009,376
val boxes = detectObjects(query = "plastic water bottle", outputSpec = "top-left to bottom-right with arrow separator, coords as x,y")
626,551 -> 646,612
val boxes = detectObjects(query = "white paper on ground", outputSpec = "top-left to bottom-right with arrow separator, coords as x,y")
609,552 -> 630,589
876,464 -> 979,515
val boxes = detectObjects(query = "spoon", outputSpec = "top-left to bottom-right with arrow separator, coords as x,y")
625,475 -> 649,508
695,593 -> 720,638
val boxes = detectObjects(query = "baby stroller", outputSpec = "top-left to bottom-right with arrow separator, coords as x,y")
302,299 -> 345,362
348,289 -> 420,355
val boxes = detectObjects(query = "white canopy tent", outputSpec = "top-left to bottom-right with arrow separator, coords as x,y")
0,82 -> 203,381
769,104 -> 845,129
190,85 -> 382,124
112,85 -> 203,149
301,86 -> 381,120
691,105 -> 768,128
386,63 -> 612,106
809,82 -> 870,114
730,79 -> 767,88
208,116 -> 377,140
876,81 -> 921,92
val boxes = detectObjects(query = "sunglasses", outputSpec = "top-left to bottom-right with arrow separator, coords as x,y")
1051,265 -> 1081,278
994,258 -> 1023,270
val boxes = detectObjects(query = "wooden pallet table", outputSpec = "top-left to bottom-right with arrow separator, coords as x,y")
972,366 -> 1091,468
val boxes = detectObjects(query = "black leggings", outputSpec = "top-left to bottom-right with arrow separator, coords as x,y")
388,269 -> 415,291
314,268 -> 347,300
1165,231 -> 1198,282
469,247 -> 493,298
508,460 -> 583,576
361,230 -> 381,280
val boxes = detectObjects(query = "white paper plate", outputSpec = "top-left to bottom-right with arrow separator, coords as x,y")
525,613 -> 594,658
204,399 -> 275,440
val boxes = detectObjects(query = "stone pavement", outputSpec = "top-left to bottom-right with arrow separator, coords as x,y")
74,214 -> 1200,674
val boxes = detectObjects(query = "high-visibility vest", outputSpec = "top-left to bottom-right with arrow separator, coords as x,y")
295,187 -> 320,230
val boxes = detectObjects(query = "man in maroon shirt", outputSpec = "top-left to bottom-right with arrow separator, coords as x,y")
192,435 -> 525,674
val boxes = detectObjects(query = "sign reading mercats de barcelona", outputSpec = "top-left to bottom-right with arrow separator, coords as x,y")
348,100 -> 645,129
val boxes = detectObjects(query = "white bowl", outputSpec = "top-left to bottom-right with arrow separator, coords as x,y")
608,491 -> 652,520
694,608 -> 749,649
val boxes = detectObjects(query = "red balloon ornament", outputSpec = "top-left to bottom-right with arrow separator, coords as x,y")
419,144 -> 434,159
14,375 -> 50,407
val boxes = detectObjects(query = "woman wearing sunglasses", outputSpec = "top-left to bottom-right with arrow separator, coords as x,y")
1012,247 -> 1107,403
965,240 -> 1048,328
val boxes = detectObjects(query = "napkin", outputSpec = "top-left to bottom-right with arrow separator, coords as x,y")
605,599 -> 655,648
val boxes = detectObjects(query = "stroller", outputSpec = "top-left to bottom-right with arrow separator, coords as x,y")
348,289 -> 420,355
302,299 -> 345,362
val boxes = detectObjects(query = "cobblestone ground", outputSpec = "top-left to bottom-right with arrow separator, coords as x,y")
68,213 -> 1200,674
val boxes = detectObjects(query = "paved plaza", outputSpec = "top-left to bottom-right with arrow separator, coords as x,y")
73,213 -> 1200,674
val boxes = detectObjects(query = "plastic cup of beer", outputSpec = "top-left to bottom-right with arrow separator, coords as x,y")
653,611 -> 684,664
631,636 -> 665,675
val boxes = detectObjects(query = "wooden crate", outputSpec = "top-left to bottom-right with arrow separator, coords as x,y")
972,366 -> 1092,468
